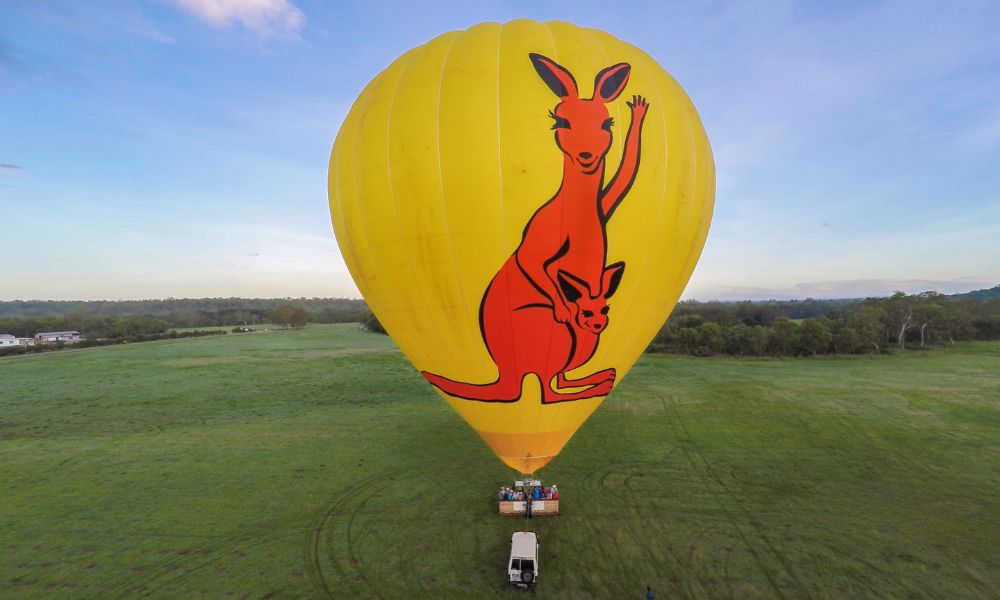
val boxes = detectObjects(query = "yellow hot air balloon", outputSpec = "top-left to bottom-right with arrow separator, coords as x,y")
328,20 -> 714,474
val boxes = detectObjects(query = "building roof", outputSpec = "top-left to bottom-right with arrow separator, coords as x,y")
0,334 -> 15,339
35,331 -> 82,336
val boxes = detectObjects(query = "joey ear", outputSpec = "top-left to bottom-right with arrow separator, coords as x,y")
602,262 -> 626,298
557,270 -> 588,303
529,53 -> 578,99
593,62 -> 631,102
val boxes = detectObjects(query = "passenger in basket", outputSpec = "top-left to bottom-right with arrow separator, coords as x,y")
532,486 -> 542,500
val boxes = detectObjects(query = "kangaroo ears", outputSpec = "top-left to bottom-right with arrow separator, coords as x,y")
529,53 -> 578,99
593,62 -> 631,103
557,270 -> 591,303
602,261 -> 626,299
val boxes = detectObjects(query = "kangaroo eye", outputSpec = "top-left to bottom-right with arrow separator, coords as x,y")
601,117 -> 614,132
549,110 -> 570,130
582,310 -> 594,318
600,307 -> 610,315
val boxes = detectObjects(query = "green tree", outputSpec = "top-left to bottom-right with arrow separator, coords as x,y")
725,323 -> 752,356
911,291 -> 950,347
678,326 -> 700,355
884,292 -> 915,350
748,326 -> 769,356
833,325 -> 861,354
267,305 -> 310,329
799,318 -> 833,357
938,302 -> 976,343
851,305 -> 886,352
696,322 -> 725,356
768,317 -> 798,356
362,311 -> 387,334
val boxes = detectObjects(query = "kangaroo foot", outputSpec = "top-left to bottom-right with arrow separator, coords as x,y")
557,368 -> 616,389
542,378 -> 614,404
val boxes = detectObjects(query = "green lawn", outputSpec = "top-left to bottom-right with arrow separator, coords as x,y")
1,325 -> 997,599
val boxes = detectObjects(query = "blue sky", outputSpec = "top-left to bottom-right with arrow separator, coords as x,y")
2,0 -> 998,301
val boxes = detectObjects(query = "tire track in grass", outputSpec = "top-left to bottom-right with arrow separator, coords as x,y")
97,492 -> 310,597
614,456 -> 699,600
815,395 -> 939,599
579,457 -> 706,598
574,462 -> 638,593
305,470 -> 397,598
720,536 -> 738,600
588,421 -> 690,597
308,467 -> 420,599
342,472 -> 418,599
682,395 -> 811,597
101,515 -> 306,599
601,416 -> 708,600
393,513 -> 421,596
304,492 -> 340,597
440,486 -> 486,593
139,529 -> 304,598
704,458 -> 755,599
661,395 -> 792,600
704,448 -> 782,593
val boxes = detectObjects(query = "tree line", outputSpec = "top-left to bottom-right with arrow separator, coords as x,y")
3,288 -> 998,359
0,304 -> 321,344
0,297 -> 369,325
650,291 -> 1000,357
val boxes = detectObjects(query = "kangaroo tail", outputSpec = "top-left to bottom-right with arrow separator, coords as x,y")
421,371 -> 523,402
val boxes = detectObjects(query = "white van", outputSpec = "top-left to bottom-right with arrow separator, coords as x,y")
507,531 -> 539,588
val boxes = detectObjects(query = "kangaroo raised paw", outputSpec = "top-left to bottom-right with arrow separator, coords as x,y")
627,95 -> 649,121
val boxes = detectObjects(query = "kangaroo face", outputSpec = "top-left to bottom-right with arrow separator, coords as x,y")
557,262 -> 626,334
530,53 -> 631,175
551,99 -> 614,175
571,294 -> 612,333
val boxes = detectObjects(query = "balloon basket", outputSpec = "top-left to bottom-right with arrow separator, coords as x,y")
497,479 -> 560,517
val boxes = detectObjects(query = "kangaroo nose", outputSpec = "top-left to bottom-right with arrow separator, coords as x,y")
579,152 -> 592,160
594,322 -> 602,329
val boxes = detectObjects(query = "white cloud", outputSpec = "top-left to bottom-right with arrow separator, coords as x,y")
171,0 -> 304,37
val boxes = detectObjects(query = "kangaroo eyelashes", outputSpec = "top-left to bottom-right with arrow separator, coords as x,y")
548,110 -> 570,130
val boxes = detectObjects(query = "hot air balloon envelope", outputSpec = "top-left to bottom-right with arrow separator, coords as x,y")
329,19 -> 714,473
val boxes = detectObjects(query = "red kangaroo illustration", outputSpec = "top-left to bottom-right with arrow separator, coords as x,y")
422,53 -> 648,404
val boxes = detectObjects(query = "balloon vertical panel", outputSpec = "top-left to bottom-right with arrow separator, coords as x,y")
437,24 -> 507,381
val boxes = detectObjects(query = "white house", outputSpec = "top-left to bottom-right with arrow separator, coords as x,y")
35,331 -> 85,344
0,334 -> 16,347
16,337 -> 35,346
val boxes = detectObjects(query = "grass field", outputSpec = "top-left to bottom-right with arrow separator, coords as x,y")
2,325 -> 998,599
